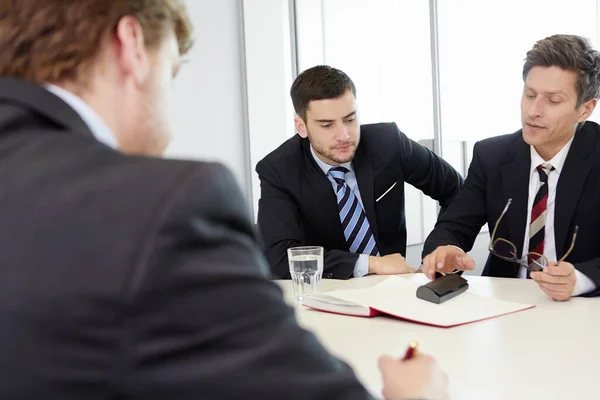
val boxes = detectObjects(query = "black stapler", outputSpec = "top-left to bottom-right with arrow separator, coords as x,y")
416,273 -> 469,304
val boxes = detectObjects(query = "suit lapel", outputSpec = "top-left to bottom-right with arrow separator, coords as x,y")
352,146 -> 380,245
555,126 -> 595,257
301,141 -> 348,247
500,137 -> 530,263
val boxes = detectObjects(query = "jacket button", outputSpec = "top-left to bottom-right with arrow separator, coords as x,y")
324,273 -> 333,278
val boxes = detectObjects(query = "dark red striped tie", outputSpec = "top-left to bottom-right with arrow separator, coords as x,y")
527,163 -> 554,277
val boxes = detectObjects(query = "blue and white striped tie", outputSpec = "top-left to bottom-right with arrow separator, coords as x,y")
328,166 -> 379,256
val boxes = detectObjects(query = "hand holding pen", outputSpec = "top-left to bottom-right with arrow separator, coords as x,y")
378,340 -> 448,400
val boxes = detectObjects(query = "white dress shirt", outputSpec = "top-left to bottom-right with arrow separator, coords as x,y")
519,136 -> 596,296
310,146 -> 369,277
44,84 -> 118,150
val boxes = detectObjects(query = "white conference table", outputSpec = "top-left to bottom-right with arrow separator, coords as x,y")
275,274 -> 600,400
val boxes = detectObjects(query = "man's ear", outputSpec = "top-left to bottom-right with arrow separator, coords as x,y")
114,15 -> 150,88
295,116 -> 308,138
578,98 -> 597,122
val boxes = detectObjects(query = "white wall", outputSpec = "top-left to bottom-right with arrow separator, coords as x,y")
165,0 -> 251,199
242,0 -> 296,218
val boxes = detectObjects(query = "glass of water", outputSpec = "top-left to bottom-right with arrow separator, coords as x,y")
287,246 -> 324,302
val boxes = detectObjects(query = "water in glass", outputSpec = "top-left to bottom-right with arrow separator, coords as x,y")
289,254 -> 323,301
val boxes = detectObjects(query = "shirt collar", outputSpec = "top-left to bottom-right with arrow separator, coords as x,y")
529,135 -> 574,176
44,84 -> 118,150
309,144 -> 354,175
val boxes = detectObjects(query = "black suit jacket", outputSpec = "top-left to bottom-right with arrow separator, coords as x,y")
423,122 -> 600,297
256,123 -> 464,279
0,78 -> 372,399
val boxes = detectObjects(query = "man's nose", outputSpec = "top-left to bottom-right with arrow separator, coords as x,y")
527,97 -> 544,118
334,124 -> 350,141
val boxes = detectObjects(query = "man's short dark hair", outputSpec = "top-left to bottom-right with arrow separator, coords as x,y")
523,34 -> 600,107
290,65 -> 356,121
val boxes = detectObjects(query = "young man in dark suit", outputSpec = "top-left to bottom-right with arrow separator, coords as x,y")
422,34 -> 600,300
0,1 -> 447,399
256,66 -> 464,279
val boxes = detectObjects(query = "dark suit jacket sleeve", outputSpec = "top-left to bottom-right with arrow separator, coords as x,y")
114,163 -> 371,399
395,124 -> 464,210
422,141 -> 488,257
256,159 -> 359,279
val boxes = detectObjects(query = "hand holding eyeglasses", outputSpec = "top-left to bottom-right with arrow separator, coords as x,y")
489,198 -> 579,301
421,245 -> 475,280
488,198 -> 579,273
529,261 -> 577,301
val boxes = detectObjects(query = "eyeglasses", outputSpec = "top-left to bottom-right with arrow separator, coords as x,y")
488,198 -> 578,271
